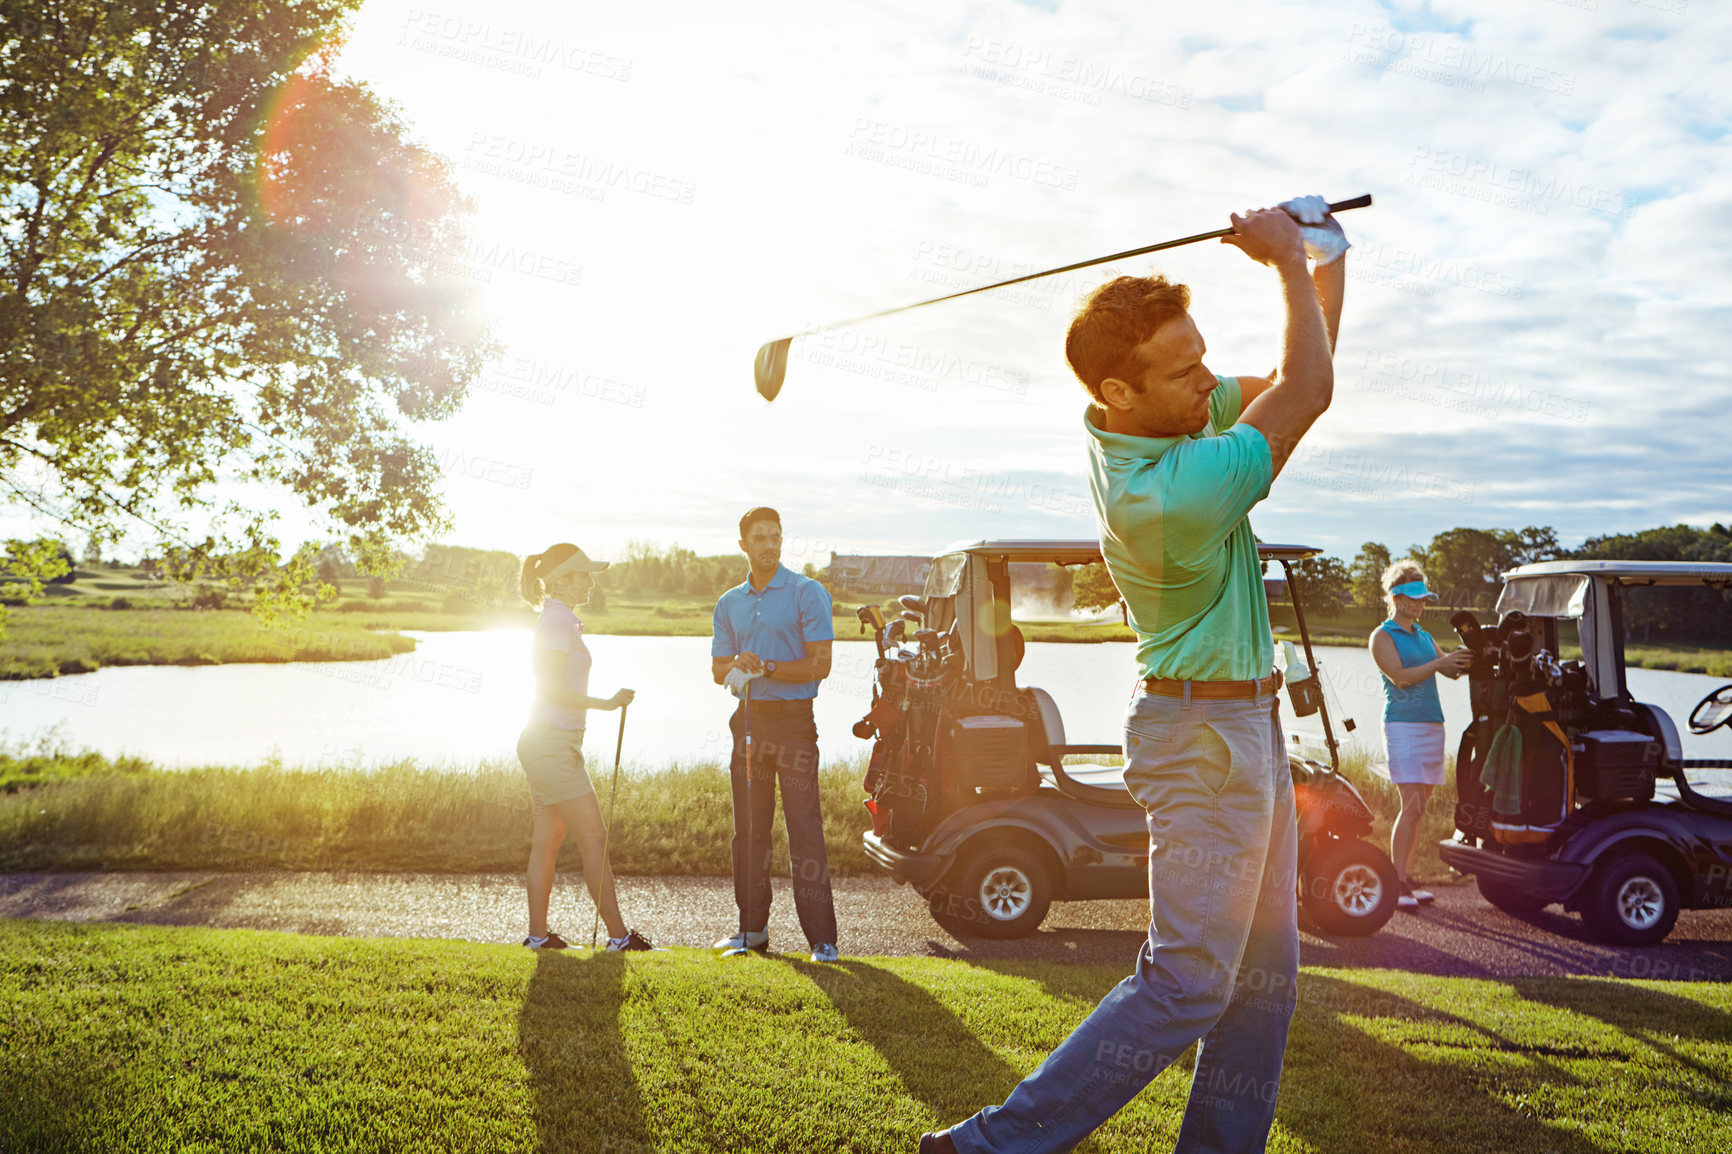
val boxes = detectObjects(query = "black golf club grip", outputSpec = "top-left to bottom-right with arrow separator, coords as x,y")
1326,194 -> 1372,213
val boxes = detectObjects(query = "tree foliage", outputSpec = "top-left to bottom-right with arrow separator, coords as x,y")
1288,555 -> 1350,618
1348,541 -> 1391,610
1419,525 -> 1561,607
1571,524 -> 1732,645
1070,562 -> 1120,613
0,0 -> 494,630
609,541 -> 748,598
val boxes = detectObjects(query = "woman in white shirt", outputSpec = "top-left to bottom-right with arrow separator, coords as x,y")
515,543 -> 655,951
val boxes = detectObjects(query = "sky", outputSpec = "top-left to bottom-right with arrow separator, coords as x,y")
46,0 -> 1732,568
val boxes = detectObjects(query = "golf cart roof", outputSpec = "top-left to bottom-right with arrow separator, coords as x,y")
1503,560 -> 1732,587
937,539 -> 1323,565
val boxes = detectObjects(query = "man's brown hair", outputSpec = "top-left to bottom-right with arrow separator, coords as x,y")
739,506 -> 780,540
1064,275 -> 1192,407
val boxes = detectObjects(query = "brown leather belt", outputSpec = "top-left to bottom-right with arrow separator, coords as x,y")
1143,668 -> 1283,699
743,697 -> 814,713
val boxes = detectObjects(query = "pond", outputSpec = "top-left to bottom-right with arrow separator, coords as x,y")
2,631 -> 1729,777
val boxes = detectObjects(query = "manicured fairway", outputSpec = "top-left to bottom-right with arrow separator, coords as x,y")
2,920 -> 1728,1152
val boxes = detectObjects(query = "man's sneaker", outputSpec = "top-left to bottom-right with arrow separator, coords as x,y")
810,942 -> 840,964
523,931 -> 570,949
1409,886 -> 1436,904
607,929 -> 663,952
712,929 -> 769,952
1397,892 -> 1420,911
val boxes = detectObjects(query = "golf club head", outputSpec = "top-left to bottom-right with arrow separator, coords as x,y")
1450,610 -> 1485,649
754,338 -> 791,401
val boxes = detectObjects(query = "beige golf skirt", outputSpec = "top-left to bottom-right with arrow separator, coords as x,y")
516,725 -> 594,805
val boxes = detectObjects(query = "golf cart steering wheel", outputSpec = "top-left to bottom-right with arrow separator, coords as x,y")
1688,684 -> 1732,735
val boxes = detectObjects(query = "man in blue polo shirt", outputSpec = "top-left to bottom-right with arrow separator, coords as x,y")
925,199 -> 1348,1153
711,506 -> 839,963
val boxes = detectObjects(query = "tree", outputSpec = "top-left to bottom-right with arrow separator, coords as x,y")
0,1 -> 495,633
1071,562 -> 1121,613
1422,528 -> 1511,608
1289,555 -> 1350,618
1500,525 -> 1561,567
1348,541 -> 1391,610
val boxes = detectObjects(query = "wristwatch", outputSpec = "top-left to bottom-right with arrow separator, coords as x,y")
764,660 -> 778,676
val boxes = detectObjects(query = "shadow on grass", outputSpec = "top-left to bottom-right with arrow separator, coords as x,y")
799,958 -> 1026,1122
1279,974 -> 1615,1153
962,956 -> 1126,1007
519,951 -> 651,1154
1511,977 -> 1732,1095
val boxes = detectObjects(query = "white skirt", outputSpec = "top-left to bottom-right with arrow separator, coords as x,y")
1384,721 -> 1447,786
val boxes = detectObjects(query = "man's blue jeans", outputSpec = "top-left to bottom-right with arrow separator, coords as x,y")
951,686 -> 1298,1154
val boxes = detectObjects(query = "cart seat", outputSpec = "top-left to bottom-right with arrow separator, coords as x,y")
1027,686 -> 1130,794
1038,762 -> 1129,790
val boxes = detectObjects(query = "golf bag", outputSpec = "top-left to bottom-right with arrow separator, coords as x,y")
859,656 -> 941,843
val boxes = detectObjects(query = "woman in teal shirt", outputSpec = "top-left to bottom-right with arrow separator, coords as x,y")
1369,562 -> 1471,909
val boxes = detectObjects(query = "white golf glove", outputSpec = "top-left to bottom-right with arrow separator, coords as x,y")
1279,194 -> 1350,266
723,666 -> 763,698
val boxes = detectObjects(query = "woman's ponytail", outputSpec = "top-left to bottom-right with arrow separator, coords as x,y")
519,552 -> 545,607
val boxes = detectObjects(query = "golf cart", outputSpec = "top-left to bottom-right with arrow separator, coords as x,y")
1438,560 -> 1732,945
853,539 -> 1400,939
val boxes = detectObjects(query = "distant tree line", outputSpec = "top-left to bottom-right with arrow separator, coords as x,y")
1059,522 -> 1732,627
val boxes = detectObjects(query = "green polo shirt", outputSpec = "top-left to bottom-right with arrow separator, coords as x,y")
1084,375 -> 1274,682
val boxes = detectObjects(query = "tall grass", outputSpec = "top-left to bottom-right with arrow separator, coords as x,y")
0,747 -> 878,878
1,737 -> 1471,884
0,606 -> 419,679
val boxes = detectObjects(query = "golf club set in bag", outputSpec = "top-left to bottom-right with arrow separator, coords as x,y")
1447,609 -> 1706,846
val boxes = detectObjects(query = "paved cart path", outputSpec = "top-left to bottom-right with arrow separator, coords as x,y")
4,872 -> 1729,981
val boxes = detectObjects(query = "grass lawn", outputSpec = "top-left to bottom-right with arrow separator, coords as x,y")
2,919 -> 1728,1153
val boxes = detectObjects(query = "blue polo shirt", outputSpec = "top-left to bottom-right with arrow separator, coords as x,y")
711,564 -> 835,701
1378,619 -> 1445,723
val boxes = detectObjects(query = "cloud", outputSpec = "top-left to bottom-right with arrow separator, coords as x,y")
289,0 -> 1732,566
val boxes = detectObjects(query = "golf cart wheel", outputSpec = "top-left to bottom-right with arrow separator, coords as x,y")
928,843 -> 1054,940
1579,852 -> 1680,947
1477,877 -> 1550,915
1300,840 -> 1398,936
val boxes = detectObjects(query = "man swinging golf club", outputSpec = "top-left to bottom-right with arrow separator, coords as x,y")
923,196 -> 1348,1153
711,507 -> 840,963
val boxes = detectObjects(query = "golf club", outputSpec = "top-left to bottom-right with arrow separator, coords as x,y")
722,679 -> 759,957
754,193 -> 1372,401
590,702 -> 630,950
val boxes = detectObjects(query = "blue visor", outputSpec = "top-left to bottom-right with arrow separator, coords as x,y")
1390,581 -> 1438,601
